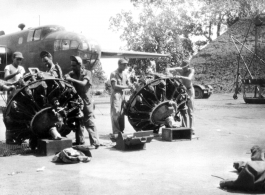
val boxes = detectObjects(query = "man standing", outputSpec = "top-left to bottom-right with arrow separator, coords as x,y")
166,60 -> 195,136
4,52 -> 25,144
40,51 -> 63,78
4,52 -> 25,82
110,58 -> 132,134
65,56 -> 99,148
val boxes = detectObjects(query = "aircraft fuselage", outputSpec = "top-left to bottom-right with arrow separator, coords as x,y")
0,25 -> 101,78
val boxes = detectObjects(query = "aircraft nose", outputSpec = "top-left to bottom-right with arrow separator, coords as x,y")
82,59 -> 98,70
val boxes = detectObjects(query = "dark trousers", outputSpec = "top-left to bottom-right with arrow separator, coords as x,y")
82,103 -> 99,145
75,118 -> 86,144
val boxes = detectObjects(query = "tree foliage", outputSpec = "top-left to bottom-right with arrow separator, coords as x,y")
109,0 -> 265,72
109,0 -> 195,72
92,60 -> 106,85
193,0 -> 265,42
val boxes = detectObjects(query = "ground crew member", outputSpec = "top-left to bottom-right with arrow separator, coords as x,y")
4,52 -> 25,83
4,52 -> 26,144
4,51 -> 26,101
110,58 -> 132,134
40,51 -> 63,79
65,56 -> 100,148
166,60 -> 195,136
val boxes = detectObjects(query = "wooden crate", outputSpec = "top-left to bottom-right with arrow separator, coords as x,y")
162,127 -> 192,141
38,138 -> 72,156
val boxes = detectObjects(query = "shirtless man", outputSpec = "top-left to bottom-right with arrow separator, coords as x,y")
166,60 -> 195,136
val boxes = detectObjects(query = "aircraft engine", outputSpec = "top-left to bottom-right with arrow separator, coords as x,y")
126,76 -> 189,133
3,72 -> 83,149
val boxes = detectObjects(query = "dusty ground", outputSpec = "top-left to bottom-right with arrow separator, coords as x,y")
1,93 -> 265,195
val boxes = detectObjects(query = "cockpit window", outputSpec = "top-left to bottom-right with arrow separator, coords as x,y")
18,37 -> 23,44
70,40 -> 79,49
27,30 -> 34,42
33,29 -> 42,41
54,40 -> 62,51
27,29 -> 42,42
54,40 -> 76,51
41,26 -> 64,38
62,40 -> 70,50
78,42 -> 89,50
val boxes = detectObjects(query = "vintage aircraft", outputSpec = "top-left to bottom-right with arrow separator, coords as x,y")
0,24 -> 169,77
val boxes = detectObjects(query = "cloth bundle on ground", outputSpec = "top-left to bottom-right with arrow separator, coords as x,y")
220,145 -> 265,192
52,145 -> 92,163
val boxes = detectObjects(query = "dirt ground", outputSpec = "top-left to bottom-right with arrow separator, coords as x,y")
1,93 -> 265,195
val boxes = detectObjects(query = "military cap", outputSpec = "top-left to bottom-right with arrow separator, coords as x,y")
118,58 -> 128,65
13,51 -> 24,59
70,56 -> 83,65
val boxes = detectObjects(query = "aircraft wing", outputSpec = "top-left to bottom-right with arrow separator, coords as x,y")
101,50 -> 170,59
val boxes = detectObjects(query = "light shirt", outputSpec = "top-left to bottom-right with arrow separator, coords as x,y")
4,64 -> 25,82
110,69 -> 128,94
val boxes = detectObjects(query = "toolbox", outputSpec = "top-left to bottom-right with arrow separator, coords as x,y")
38,138 -> 72,156
115,130 -> 154,150
162,127 -> 192,141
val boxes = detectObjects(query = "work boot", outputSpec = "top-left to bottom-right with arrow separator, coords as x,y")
109,133 -> 118,142
93,143 -> 100,149
72,142 -> 85,146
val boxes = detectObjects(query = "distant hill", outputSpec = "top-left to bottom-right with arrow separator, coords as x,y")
190,16 -> 265,93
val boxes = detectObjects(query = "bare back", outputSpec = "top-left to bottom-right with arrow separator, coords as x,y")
180,68 -> 194,89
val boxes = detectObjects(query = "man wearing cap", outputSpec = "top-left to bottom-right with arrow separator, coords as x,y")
65,56 -> 100,148
166,60 -> 195,136
40,51 -> 63,78
4,52 -> 25,83
4,52 -> 25,144
110,58 -> 132,134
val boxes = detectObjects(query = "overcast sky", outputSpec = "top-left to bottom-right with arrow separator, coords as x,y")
0,0 -> 133,77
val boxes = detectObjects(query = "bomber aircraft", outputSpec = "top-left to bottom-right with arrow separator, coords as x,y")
0,24 -> 169,77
